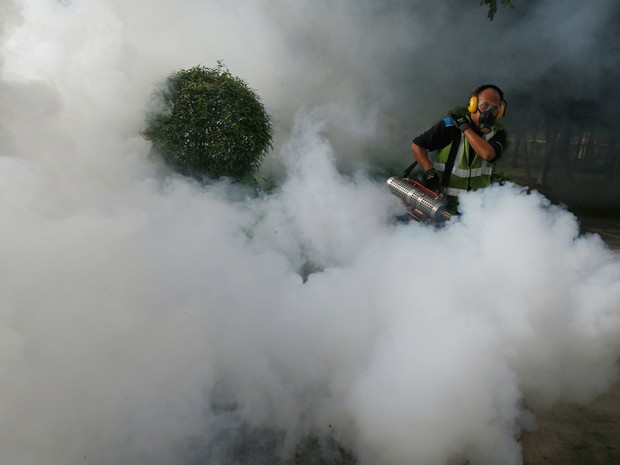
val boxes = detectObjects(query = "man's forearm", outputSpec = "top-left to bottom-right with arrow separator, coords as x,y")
411,143 -> 434,172
462,129 -> 496,161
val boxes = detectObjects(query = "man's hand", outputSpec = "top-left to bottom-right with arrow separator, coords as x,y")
423,168 -> 440,192
449,112 -> 470,132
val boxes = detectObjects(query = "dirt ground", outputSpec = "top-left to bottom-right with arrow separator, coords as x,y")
520,217 -> 620,465
521,383 -> 620,465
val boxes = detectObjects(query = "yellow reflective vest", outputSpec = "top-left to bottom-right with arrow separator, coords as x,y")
433,117 -> 497,197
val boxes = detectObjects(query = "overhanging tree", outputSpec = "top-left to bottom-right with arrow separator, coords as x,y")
480,0 -> 515,20
143,63 -> 273,180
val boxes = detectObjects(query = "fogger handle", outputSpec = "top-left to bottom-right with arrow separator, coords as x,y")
402,161 -> 418,179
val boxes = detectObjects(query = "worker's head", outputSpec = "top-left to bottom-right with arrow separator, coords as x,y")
467,84 -> 506,134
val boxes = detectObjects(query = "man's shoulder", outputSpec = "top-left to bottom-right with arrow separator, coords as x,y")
431,116 -> 461,140
413,114 -> 460,149
491,127 -> 507,139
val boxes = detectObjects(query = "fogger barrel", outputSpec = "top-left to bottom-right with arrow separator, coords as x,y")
386,176 -> 454,223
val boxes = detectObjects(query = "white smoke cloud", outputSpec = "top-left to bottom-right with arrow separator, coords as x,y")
0,1 -> 619,465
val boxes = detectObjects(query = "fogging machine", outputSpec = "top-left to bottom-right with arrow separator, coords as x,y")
386,176 -> 455,224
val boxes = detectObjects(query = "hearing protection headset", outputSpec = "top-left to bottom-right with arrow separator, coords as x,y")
467,84 -> 507,119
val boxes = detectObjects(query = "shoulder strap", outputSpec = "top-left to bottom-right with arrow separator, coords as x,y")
440,130 -> 462,188
402,161 -> 417,178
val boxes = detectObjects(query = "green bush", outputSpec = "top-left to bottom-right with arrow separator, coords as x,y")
143,63 -> 273,180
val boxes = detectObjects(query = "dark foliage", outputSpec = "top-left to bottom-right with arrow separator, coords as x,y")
143,63 -> 273,180
480,0 -> 515,20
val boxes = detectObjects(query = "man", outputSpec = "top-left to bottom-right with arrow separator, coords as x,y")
410,84 -> 507,209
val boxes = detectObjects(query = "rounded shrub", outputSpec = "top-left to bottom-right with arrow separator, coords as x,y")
144,63 -> 273,180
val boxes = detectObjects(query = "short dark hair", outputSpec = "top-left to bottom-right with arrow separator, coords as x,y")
472,84 -> 504,100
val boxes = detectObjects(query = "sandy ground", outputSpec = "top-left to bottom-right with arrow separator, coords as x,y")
520,217 -> 620,465
521,383 -> 620,465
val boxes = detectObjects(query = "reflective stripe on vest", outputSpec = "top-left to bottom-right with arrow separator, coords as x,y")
443,186 -> 468,196
434,161 -> 493,178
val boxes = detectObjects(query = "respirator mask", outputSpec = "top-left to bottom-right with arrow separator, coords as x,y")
477,101 -> 500,134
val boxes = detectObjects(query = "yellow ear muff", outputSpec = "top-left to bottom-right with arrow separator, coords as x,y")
467,95 -> 478,113
496,101 -> 506,119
